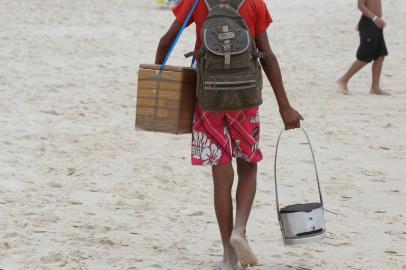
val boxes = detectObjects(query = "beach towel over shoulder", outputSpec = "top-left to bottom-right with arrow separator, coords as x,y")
197,0 -> 263,111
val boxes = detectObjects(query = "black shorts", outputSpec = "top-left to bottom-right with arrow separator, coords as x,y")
356,16 -> 388,62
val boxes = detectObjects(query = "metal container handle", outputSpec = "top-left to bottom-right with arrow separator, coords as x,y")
274,127 -> 324,214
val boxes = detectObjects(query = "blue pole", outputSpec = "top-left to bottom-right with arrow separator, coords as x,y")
160,0 -> 199,71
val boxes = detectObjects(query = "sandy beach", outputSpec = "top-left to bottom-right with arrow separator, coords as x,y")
1,0 -> 405,269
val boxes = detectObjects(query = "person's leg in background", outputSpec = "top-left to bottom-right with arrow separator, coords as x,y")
370,31 -> 389,95
370,56 -> 389,95
337,60 -> 369,95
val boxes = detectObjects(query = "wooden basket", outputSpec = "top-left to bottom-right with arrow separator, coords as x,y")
135,64 -> 196,134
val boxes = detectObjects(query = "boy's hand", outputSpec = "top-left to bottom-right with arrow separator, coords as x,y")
279,106 -> 304,130
374,17 -> 386,29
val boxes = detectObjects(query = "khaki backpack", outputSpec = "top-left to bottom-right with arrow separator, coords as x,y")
196,0 -> 263,111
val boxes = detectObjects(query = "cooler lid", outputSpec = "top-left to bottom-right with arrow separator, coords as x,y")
139,64 -> 195,73
279,203 -> 322,214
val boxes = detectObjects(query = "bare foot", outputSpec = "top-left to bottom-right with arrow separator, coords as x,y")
217,247 -> 239,270
337,79 -> 350,95
370,88 -> 391,95
230,232 -> 257,268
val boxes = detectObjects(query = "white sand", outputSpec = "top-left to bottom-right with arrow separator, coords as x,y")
1,0 -> 405,269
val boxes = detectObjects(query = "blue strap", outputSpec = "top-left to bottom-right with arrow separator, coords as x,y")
160,0 -> 199,71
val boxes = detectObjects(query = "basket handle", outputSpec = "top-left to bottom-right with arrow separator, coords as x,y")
274,128 -> 324,214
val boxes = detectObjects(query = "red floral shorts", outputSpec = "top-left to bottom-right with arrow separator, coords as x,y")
191,105 -> 263,166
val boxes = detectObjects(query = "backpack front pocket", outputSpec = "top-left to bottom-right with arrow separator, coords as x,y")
201,73 -> 261,111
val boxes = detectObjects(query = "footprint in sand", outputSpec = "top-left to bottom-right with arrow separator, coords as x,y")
98,238 -> 115,246
2,242 -> 11,250
2,232 -> 18,239
40,252 -> 66,266
47,182 -> 63,189
384,230 -> 406,236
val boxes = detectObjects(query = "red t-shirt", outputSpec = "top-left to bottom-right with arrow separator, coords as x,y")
172,0 -> 273,49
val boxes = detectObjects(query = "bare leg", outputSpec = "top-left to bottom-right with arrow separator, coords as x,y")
212,164 -> 238,270
230,159 -> 258,268
337,60 -> 368,95
370,57 -> 390,95
234,159 -> 257,235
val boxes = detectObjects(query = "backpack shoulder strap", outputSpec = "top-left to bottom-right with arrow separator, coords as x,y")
204,0 -> 246,11
203,0 -> 218,10
230,0 -> 246,11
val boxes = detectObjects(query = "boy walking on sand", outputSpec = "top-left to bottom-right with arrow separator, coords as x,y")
338,0 -> 390,95
155,0 -> 302,269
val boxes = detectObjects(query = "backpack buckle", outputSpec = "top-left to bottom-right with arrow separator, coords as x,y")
251,50 -> 264,60
223,44 -> 232,51
219,31 -> 235,40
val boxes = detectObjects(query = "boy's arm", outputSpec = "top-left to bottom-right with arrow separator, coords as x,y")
155,20 -> 182,64
255,31 -> 303,130
358,0 -> 385,28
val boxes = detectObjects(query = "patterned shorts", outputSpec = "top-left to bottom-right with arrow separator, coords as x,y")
191,105 -> 263,166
